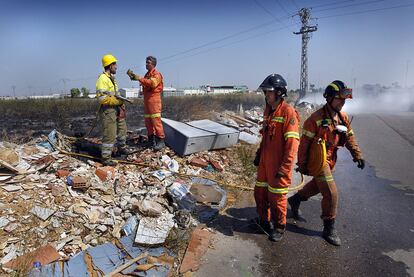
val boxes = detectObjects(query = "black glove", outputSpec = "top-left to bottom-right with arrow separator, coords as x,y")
253,149 -> 261,166
356,159 -> 365,170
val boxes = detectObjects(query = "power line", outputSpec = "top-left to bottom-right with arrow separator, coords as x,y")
275,0 -> 292,17
313,0 -> 388,13
159,15 -> 292,62
311,0 -> 358,9
290,0 -> 299,10
162,24 -> 296,65
317,2 -> 414,19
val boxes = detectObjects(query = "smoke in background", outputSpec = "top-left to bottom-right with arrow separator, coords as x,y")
301,85 -> 414,114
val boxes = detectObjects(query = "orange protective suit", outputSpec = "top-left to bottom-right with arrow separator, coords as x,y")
297,105 -> 363,219
255,100 -> 300,230
138,68 -> 165,139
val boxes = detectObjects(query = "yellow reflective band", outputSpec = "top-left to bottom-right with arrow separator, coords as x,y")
255,181 -> 268,188
329,83 -> 340,92
348,129 -> 354,136
144,113 -> 161,118
271,117 -> 285,123
302,129 -> 315,138
316,175 -> 334,182
284,131 -> 300,140
267,186 -> 289,194
316,119 -> 333,127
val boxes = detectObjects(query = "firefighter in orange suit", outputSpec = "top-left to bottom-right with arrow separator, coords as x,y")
127,56 -> 165,150
288,80 -> 364,246
253,74 -> 300,242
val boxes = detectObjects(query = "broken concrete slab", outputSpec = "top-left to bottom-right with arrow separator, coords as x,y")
136,200 -> 165,217
1,184 -> 22,192
0,148 -> 19,166
30,206 -> 56,221
0,216 -> 10,228
134,212 -> 175,246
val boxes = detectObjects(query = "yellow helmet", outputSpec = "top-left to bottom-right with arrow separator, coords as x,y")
102,54 -> 117,68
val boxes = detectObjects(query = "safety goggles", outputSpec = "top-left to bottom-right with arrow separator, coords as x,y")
335,88 -> 353,99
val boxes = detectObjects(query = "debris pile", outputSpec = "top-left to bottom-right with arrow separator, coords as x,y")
0,131 -> 230,275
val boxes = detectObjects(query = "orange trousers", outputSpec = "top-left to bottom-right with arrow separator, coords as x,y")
144,96 -> 165,139
297,164 -> 338,220
254,180 -> 288,230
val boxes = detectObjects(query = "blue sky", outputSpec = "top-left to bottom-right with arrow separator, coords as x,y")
0,0 -> 413,96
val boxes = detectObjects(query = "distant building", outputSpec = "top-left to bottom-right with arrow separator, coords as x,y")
163,86 -> 179,97
203,85 -> 248,94
28,94 -> 61,99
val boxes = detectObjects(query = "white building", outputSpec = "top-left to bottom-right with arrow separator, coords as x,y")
203,85 -> 248,94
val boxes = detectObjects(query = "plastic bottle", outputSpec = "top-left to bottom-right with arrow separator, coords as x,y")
29,261 -> 42,277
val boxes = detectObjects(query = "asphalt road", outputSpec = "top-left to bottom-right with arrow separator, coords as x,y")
195,112 -> 414,277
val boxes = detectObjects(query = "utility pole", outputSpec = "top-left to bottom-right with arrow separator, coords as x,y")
61,78 -> 70,95
12,85 -> 16,98
294,8 -> 317,104
405,60 -> 410,88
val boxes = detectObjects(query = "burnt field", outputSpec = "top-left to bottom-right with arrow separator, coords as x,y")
0,94 -> 266,142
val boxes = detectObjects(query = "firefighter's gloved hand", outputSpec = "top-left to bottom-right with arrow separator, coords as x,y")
356,159 -> 365,170
253,149 -> 261,166
127,69 -> 139,80
126,69 -> 134,78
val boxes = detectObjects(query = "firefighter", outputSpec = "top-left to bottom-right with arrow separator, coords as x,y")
254,74 -> 300,242
289,80 -> 364,246
127,56 -> 165,150
96,54 -> 130,166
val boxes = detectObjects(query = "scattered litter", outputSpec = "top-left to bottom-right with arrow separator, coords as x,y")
152,170 -> 172,181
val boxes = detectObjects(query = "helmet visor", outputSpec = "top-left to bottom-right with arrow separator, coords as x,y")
336,88 -> 353,99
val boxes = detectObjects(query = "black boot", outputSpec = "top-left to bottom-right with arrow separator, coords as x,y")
101,158 -> 117,167
288,193 -> 303,220
142,135 -> 155,148
268,222 -> 285,242
118,146 -> 133,155
322,219 -> 341,246
153,136 -> 165,151
253,217 -> 270,234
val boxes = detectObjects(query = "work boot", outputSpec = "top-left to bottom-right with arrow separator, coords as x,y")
268,222 -> 284,242
253,217 -> 270,233
101,158 -> 117,167
322,219 -> 341,246
153,136 -> 165,151
118,146 -> 133,156
288,193 -> 303,220
142,135 -> 155,148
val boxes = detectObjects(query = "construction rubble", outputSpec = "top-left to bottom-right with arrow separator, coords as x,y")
0,108 -> 268,276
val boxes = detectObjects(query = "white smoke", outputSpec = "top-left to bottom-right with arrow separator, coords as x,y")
300,85 -> 414,114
